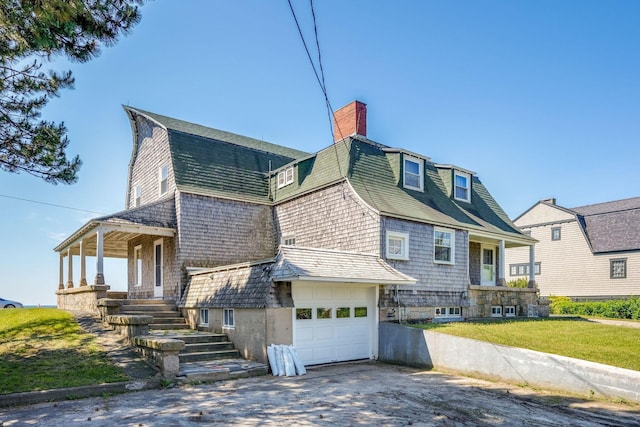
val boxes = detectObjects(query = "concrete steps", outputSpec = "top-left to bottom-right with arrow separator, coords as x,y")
119,299 -> 189,330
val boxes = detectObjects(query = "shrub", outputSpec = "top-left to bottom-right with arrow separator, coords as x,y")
506,278 -> 529,288
549,296 -> 640,319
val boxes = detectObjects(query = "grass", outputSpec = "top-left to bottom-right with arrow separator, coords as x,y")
414,318 -> 640,372
0,308 -> 129,394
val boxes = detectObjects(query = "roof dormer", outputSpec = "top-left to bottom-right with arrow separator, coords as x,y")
435,164 -> 475,203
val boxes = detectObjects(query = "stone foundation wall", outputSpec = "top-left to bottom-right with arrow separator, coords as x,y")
56,285 -> 110,315
467,286 -> 539,318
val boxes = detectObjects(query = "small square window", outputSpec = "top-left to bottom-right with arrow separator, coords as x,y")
403,156 -> 423,191
277,166 -> 294,188
199,308 -> 209,326
386,231 -> 409,260
282,235 -> 296,246
337,307 -> 350,318
434,228 -> 454,264
435,307 -> 462,317
610,259 -> 627,279
505,306 -> 516,317
354,307 -> 368,318
491,306 -> 502,317
551,227 -> 561,241
296,308 -> 312,320
317,308 -> 332,319
159,165 -> 168,195
454,171 -> 471,202
223,308 -> 235,328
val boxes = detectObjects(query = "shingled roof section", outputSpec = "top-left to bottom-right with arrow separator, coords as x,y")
571,197 -> 640,253
126,107 -> 309,203
95,196 -> 177,229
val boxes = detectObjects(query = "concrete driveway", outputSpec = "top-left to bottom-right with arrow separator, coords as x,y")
1,362 -> 638,426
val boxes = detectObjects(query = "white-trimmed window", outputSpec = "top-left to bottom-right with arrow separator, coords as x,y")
386,231 -> 409,260
454,170 -> 471,202
134,185 -> 142,208
199,308 -> 209,326
610,258 -> 627,279
403,155 -> 423,191
551,227 -> 561,241
509,262 -> 541,276
277,166 -> 294,188
505,306 -> 516,317
134,245 -> 142,287
223,308 -> 235,328
434,227 -> 454,264
159,164 -> 168,195
491,306 -> 503,317
436,307 -> 461,317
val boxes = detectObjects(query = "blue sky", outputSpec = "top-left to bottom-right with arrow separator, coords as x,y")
1,0 -> 638,306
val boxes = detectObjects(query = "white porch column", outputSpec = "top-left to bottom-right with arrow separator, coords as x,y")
95,228 -> 105,285
79,239 -> 87,286
528,244 -> 536,288
58,253 -> 65,290
66,248 -> 74,288
498,240 -> 506,286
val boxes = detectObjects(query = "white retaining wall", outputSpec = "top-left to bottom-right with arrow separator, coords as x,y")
379,322 -> 640,403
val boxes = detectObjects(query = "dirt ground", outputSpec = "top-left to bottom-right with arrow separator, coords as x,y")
1,361 -> 639,426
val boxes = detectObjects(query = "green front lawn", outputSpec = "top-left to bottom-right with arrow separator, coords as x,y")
414,318 -> 640,372
0,308 -> 128,394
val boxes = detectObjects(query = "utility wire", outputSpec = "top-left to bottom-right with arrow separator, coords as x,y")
0,193 -> 105,215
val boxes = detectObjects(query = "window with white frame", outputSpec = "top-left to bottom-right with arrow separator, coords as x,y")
610,258 -> 627,279
223,308 -> 235,328
159,165 -> 168,195
491,306 -> 502,317
504,306 -> 516,317
435,307 -> 461,317
509,262 -> 541,276
551,227 -> 561,241
277,166 -> 294,188
134,185 -> 142,208
434,228 -> 454,264
199,308 -> 209,326
454,170 -> 471,202
386,231 -> 409,260
282,235 -> 296,246
134,245 -> 142,287
403,155 -> 423,191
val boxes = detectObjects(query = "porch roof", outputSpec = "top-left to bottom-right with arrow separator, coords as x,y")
54,197 -> 176,258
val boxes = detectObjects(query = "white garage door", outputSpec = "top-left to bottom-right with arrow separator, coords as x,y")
293,283 -> 377,366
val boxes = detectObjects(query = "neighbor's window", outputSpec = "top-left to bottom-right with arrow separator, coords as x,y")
159,164 -> 168,195
454,170 -> 471,202
277,166 -> 294,188
199,308 -> 209,326
551,227 -> 561,241
386,231 -> 409,260
134,185 -> 142,207
282,235 -> 296,246
509,262 -> 541,276
610,258 -> 627,279
491,306 -> 503,317
223,308 -> 235,328
403,155 -> 423,191
134,245 -> 142,287
434,227 -> 454,264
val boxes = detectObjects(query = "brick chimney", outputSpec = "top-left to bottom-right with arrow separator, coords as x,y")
333,100 -> 367,143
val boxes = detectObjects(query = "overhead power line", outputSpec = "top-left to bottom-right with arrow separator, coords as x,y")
0,193 -> 105,215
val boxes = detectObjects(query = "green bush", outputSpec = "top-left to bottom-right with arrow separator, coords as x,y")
506,277 -> 529,288
549,296 -> 640,320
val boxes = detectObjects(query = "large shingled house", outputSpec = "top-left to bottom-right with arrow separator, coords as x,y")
55,101 -> 537,365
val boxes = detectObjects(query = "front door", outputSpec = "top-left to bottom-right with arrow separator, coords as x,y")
154,239 -> 163,298
481,246 -> 495,286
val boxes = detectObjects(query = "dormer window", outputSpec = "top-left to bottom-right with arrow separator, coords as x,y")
454,170 -> 471,202
277,166 -> 294,188
159,164 -> 168,195
403,155 -> 423,191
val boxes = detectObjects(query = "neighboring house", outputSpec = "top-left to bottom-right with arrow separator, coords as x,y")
55,101 -> 537,366
505,197 -> 640,300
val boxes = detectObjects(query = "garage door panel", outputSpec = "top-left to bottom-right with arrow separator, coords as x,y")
294,284 -> 376,366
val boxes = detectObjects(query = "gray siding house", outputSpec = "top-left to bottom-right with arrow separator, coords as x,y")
505,197 -> 640,300
55,101 -> 537,365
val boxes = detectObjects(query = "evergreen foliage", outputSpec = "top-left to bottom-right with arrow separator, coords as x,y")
0,0 -> 143,184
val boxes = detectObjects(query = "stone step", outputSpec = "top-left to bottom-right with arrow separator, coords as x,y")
118,310 -> 180,318
120,304 -> 178,312
182,342 -> 234,353
179,349 -> 240,363
149,332 -> 230,344
149,323 -> 191,330
122,299 -> 176,306
178,359 -> 268,382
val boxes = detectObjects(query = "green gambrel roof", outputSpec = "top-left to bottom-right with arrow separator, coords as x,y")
127,107 -> 309,203
274,137 -> 528,241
